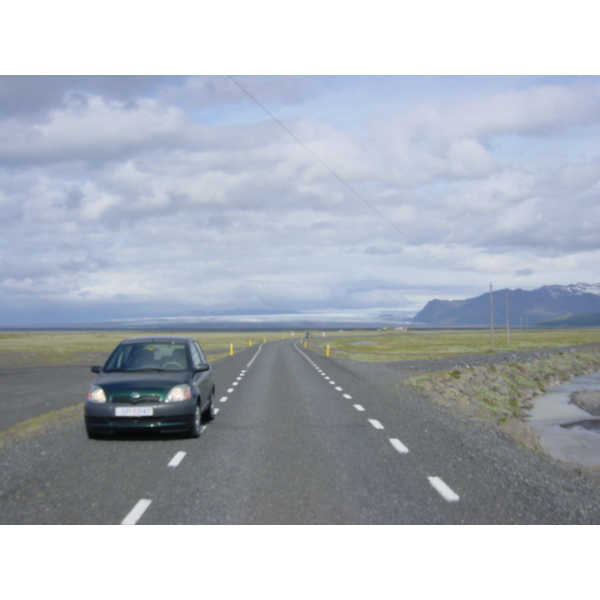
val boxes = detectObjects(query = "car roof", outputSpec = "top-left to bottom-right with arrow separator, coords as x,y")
118,336 -> 194,344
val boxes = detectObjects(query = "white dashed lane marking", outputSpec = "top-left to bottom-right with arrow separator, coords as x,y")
168,451 -> 186,467
354,404 -> 365,412
428,477 -> 460,502
121,499 -> 152,525
389,438 -> 409,454
368,419 -> 384,430
220,396 -> 228,402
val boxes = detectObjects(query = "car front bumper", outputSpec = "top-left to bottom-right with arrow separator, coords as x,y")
85,400 -> 196,434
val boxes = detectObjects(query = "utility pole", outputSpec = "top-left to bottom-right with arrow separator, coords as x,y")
506,289 -> 510,345
490,282 -> 494,351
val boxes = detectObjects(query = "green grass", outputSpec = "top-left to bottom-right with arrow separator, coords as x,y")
536,313 -> 600,327
0,330 -> 297,366
305,328 -> 600,361
1,327 -> 598,367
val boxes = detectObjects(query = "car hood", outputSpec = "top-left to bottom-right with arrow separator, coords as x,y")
94,370 -> 191,401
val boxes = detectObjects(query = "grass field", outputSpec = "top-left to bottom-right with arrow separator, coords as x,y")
0,330 -> 296,365
304,328 -> 600,361
0,327 -> 598,366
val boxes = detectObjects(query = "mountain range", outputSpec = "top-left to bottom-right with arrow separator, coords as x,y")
411,283 -> 600,327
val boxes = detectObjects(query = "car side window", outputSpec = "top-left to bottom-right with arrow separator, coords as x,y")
190,343 -> 203,369
193,341 -> 206,364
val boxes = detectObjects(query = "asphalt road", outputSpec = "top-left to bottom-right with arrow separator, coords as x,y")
0,363 -> 100,431
2,339 -> 600,524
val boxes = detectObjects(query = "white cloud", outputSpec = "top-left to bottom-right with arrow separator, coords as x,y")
445,138 -> 497,178
0,94 -> 187,164
496,198 -> 542,234
553,163 -> 600,195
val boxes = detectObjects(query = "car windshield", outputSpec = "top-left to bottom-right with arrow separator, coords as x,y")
104,342 -> 190,372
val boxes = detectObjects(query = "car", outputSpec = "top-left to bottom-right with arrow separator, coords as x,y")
84,336 -> 215,439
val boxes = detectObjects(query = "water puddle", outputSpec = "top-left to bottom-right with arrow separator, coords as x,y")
525,371 -> 600,468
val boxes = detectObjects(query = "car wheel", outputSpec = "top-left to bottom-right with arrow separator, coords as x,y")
201,390 -> 216,424
190,403 -> 202,438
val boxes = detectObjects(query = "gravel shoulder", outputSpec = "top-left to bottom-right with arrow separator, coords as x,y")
361,341 -> 600,375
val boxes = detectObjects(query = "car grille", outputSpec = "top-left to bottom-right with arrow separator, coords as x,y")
111,395 -> 161,403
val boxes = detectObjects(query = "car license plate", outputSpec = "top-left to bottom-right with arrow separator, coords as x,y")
115,407 -> 153,417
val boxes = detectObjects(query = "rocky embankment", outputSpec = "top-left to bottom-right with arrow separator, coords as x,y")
404,346 -> 600,451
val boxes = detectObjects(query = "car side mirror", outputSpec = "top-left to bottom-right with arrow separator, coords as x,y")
195,363 -> 210,373
91,366 -> 101,373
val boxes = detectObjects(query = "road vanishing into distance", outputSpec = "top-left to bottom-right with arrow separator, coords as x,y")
2,339 -> 600,524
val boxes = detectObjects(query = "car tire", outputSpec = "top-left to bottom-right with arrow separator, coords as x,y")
201,390 -> 216,424
190,403 -> 202,438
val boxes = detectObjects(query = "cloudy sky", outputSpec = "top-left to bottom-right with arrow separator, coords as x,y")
0,73 -> 599,325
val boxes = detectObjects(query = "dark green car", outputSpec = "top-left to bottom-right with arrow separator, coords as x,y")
85,336 -> 215,439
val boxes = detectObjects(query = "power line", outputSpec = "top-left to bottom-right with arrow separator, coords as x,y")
228,75 -> 480,284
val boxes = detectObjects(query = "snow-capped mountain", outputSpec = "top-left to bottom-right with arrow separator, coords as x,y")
547,283 -> 600,297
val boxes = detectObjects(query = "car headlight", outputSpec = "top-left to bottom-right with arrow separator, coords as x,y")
165,384 -> 192,402
87,385 -> 107,403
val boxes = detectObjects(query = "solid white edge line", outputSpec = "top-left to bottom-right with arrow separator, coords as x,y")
368,419 -> 384,430
121,499 -> 152,525
428,476 -> 460,502
168,451 -> 186,467
389,438 -> 409,454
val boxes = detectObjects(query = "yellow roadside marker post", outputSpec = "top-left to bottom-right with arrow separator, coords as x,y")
229,343 -> 234,356
326,346 -> 330,357
249,340 -> 252,347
